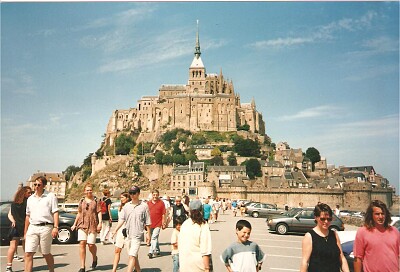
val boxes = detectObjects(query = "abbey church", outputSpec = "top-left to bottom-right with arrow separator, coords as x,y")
105,24 -> 265,146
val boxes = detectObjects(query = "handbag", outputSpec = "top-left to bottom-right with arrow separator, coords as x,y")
7,226 -> 18,240
122,228 -> 127,238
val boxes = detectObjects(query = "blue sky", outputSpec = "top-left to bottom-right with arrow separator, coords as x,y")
1,2 -> 399,200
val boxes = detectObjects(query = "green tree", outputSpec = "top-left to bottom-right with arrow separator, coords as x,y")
137,142 -> 152,155
81,166 -> 92,182
191,133 -> 207,145
133,163 -> 142,176
227,153 -> 238,166
242,159 -> 262,179
233,137 -> 261,157
81,153 -> 93,169
209,155 -> 224,166
155,151 -> 164,164
115,134 -> 135,155
173,154 -> 187,165
237,123 -> 250,131
185,153 -> 198,162
305,147 -> 321,171
63,165 -> 80,181
211,147 -> 222,157
172,141 -> 182,155
162,154 -> 173,165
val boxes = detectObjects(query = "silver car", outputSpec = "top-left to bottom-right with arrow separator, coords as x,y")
267,207 -> 344,235
245,202 -> 284,218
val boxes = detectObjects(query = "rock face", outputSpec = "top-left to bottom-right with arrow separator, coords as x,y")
67,156 -> 171,202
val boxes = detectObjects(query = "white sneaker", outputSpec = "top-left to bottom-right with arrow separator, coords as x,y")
13,256 -> 23,262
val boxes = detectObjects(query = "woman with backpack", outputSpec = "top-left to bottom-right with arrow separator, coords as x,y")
71,183 -> 102,272
99,189 -> 113,245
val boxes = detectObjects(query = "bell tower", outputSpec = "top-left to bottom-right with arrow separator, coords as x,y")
188,20 -> 206,93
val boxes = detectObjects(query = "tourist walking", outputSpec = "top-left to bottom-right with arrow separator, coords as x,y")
147,189 -> 167,258
300,203 -> 349,272
99,189 -> 113,244
221,219 -> 265,272
171,215 -> 185,272
231,200 -> 238,217
71,183 -> 102,272
212,197 -> 221,222
113,186 -> 151,272
171,196 -> 187,228
203,198 -> 212,223
110,192 -> 130,272
353,200 -> 400,272
5,186 -> 32,272
179,199 -> 212,272
24,176 -> 59,272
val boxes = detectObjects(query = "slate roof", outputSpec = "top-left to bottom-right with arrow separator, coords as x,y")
265,160 -> 284,168
207,165 -> 246,172
339,166 -> 375,174
230,178 -> 247,187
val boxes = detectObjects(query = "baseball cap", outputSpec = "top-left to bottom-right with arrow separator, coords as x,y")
129,186 -> 140,194
189,199 -> 202,211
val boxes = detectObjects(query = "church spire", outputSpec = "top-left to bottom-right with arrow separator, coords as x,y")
194,20 -> 201,59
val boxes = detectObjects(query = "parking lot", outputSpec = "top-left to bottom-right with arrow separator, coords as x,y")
1,210 -> 357,271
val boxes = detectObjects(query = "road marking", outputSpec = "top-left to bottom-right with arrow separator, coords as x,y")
259,245 -> 302,250
270,268 -> 299,271
267,254 -> 302,259
254,238 -> 302,243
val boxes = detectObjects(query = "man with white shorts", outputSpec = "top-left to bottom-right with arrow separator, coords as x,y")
113,186 -> 151,272
24,176 -> 59,272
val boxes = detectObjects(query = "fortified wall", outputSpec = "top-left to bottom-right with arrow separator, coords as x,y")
197,182 -> 394,211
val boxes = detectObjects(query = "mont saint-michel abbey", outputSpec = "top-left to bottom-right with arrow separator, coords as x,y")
105,25 -> 265,146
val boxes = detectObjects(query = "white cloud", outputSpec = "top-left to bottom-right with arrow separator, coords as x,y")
98,27 -> 226,73
78,5 -> 156,54
278,105 -> 343,121
343,64 -> 398,81
29,28 -> 56,37
331,114 -> 399,139
248,11 -> 378,50
362,36 -> 399,53
2,71 -> 37,96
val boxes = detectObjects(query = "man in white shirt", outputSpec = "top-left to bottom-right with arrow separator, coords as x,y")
24,176 -> 59,272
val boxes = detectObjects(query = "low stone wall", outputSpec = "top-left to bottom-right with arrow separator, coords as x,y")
340,216 -> 364,227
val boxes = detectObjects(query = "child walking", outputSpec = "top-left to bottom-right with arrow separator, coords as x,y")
171,215 -> 185,272
220,220 -> 265,272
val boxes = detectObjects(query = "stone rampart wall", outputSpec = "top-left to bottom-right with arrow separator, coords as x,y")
140,164 -> 173,181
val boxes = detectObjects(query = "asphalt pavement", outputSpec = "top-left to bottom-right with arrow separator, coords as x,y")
0,210 -> 359,272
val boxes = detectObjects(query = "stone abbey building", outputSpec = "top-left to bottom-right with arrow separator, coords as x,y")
105,24 -> 265,146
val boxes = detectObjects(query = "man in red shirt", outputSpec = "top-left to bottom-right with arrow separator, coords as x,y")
147,189 -> 167,259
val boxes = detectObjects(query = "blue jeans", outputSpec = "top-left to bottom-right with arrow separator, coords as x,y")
172,253 -> 179,272
149,227 -> 161,254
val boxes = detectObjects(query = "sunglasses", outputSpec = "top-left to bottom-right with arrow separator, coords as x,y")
86,203 -> 90,210
33,183 -> 42,187
319,217 -> 333,222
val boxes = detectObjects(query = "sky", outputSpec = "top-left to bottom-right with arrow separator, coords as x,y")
1,2 -> 399,200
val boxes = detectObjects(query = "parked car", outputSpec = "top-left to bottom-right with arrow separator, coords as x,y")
267,207 -> 345,235
1,202 -> 77,245
245,202 -> 284,218
58,202 -> 79,213
341,223 -> 400,272
110,201 -> 121,221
